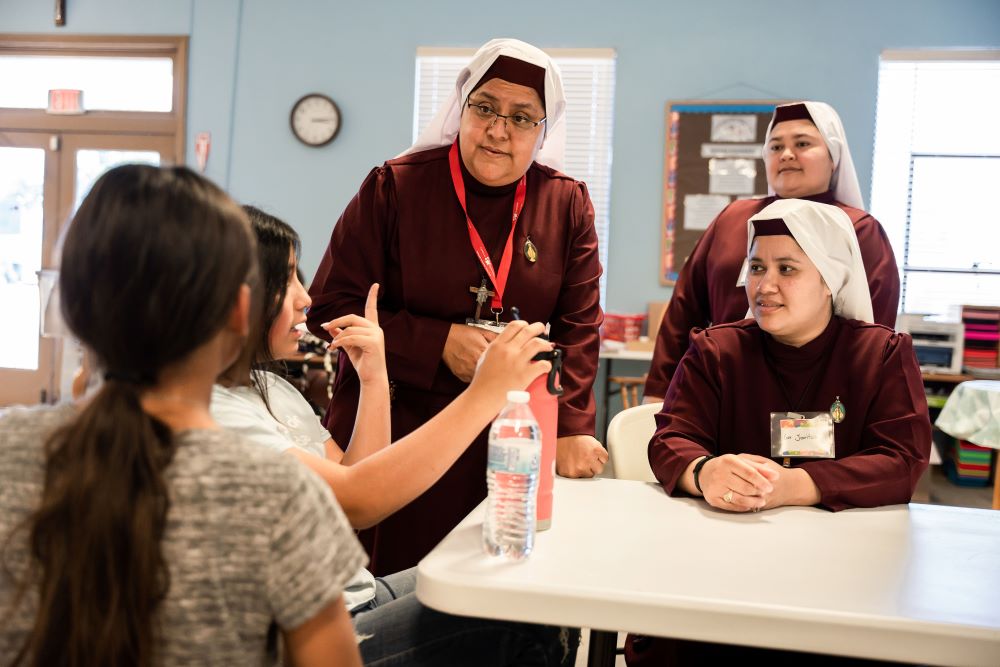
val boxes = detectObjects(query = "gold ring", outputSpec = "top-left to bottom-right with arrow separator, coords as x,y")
723,490 -> 734,503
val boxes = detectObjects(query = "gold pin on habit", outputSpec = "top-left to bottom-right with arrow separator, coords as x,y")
523,235 -> 538,263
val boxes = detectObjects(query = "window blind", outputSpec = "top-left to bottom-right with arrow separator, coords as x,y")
870,52 -> 1000,317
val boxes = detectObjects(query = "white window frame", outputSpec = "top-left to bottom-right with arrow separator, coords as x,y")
413,47 -> 616,306
870,49 -> 1000,317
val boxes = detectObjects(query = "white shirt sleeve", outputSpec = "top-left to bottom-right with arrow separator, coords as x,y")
211,384 -> 300,455
263,375 -> 332,456
211,373 -> 330,458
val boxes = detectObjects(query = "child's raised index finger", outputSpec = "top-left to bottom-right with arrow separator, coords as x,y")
364,283 -> 380,324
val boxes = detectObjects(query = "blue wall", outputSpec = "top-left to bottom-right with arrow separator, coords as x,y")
3,0 -> 999,313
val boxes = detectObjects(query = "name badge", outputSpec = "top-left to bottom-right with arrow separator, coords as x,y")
769,412 -> 835,459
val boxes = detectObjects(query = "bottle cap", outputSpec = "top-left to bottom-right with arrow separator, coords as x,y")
506,390 -> 530,403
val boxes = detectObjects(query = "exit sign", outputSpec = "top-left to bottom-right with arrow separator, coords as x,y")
47,89 -> 84,115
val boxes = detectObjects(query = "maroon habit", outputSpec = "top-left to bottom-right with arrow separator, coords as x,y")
629,316 -> 930,665
645,192 -> 900,398
307,145 -> 603,575
649,316 -> 931,510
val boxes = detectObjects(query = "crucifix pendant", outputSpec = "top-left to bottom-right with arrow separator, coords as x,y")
468,279 -> 495,323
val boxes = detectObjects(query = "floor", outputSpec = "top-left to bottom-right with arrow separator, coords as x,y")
572,461 -> 996,666
575,629 -> 626,667
922,464 -> 995,509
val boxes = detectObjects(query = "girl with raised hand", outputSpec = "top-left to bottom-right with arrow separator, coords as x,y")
212,206 -> 576,666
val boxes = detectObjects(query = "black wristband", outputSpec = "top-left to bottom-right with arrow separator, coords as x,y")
692,455 -> 715,494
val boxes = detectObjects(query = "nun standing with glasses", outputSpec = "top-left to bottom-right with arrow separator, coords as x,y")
645,101 -> 900,403
307,38 -> 605,576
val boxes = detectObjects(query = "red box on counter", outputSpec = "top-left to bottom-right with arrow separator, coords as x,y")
602,313 -> 646,342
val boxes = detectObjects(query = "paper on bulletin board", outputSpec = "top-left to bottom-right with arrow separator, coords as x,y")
701,143 -> 764,159
711,114 -> 757,142
709,158 -> 756,195
683,194 -> 731,231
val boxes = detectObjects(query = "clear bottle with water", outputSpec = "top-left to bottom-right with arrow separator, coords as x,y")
483,390 -> 542,559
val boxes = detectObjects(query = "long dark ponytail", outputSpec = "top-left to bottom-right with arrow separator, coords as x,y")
10,164 -> 253,667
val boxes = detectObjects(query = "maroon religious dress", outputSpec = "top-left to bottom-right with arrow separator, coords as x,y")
644,192 -> 900,398
307,144 -> 603,575
629,318 -> 930,666
649,316 -> 931,509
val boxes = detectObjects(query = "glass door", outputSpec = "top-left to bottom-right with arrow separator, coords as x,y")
0,132 -> 58,405
0,131 -> 174,406
58,134 -> 173,226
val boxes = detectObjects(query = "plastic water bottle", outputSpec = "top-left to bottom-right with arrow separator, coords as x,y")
483,390 -> 542,559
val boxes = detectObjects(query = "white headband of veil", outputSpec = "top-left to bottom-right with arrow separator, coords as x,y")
764,101 -> 864,210
746,198 -> 874,324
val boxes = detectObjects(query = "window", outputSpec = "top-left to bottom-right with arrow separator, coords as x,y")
870,51 -> 1000,317
414,47 -> 616,305
0,55 -> 174,111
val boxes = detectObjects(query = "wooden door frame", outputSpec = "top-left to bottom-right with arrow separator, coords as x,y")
0,34 -> 188,160
0,34 -> 187,405
0,133 -> 178,406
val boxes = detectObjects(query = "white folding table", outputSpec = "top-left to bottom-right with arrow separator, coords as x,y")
417,477 -> 1000,666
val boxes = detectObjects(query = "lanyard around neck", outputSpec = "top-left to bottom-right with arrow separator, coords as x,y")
448,141 -> 526,311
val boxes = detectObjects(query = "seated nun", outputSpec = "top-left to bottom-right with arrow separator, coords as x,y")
627,197 -> 932,666
649,198 -> 930,513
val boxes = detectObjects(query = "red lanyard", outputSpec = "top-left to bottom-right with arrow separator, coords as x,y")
448,141 -> 526,311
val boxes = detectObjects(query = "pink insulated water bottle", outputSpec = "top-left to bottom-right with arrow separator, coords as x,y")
526,347 -> 562,530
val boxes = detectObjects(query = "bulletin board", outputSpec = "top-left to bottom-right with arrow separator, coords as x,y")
660,100 -> 788,285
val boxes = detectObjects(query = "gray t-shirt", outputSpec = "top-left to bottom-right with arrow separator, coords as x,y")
211,372 -> 377,611
0,403 -> 367,665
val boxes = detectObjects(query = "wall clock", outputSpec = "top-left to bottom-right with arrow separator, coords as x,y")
290,93 -> 341,147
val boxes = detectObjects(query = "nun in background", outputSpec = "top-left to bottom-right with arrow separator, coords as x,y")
645,101 -> 900,402
307,38 -> 605,576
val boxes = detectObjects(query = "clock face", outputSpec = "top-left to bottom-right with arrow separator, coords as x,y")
290,94 -> 341,147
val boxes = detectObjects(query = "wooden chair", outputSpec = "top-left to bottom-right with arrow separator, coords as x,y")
608,373 -> 647,410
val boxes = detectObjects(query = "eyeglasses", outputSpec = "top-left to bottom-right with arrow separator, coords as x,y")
466,101 -> 546,132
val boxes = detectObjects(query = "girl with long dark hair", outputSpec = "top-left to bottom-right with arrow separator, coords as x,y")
213,206 -> 577,666
0,165 -> 365,666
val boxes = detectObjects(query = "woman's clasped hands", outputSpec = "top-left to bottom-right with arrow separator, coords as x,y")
697,454 -> 782,512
